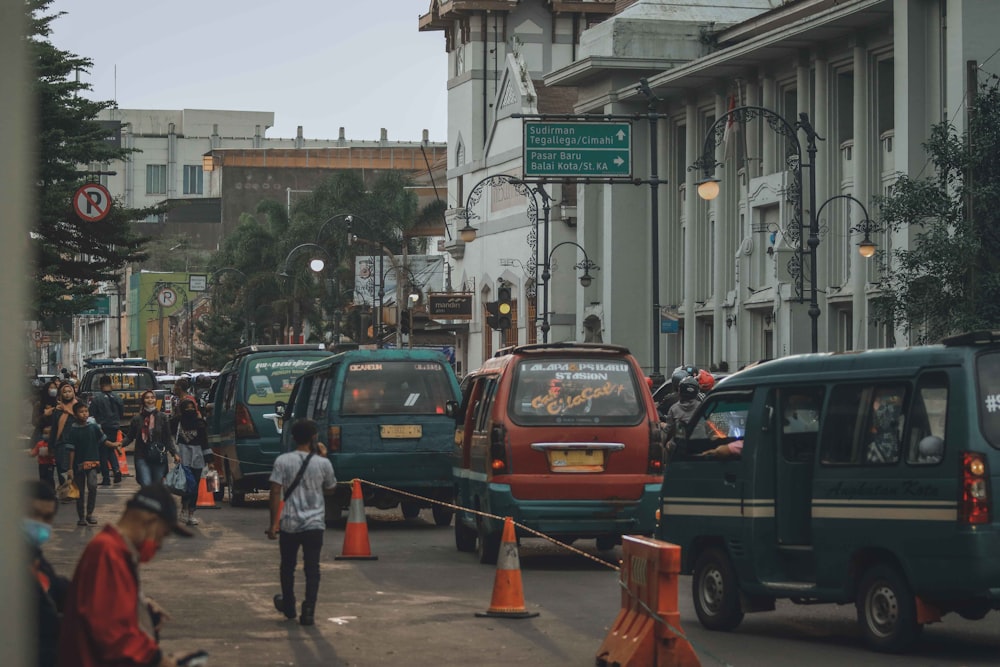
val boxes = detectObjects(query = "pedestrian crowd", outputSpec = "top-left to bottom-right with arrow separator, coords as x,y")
25,371 -> 339,667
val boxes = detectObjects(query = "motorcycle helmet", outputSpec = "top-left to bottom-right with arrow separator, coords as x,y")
697,369 -> 715,393
671,364 -> 699,390
678,376 -> 701,400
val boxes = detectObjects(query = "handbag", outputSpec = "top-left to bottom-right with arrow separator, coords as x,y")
147,442 -> 168,465
165,463 -> 188,496
183,465 -> 197,495
56,478 -> 80,501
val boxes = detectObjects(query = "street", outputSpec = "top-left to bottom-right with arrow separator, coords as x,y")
31,454 -> 1000,667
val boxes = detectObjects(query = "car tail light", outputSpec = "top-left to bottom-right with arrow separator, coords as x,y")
327,426 -> 341,453
648,421 -> 664,474
235,403 -> 257,439
960,452 -> 990,525
490,424 -> 508,474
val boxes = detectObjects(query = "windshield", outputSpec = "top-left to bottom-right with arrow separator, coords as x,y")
510,357 -> 643,425
977,351 -> 1000,449
244,355 -> 327,406
341,360 -> 455,416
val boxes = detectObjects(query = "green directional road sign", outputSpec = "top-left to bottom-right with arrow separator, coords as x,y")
523,121 -> 632,179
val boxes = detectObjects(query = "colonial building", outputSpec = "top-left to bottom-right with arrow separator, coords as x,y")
423,0 -> 1000,378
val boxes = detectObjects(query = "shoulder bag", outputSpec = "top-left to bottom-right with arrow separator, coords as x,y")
283,453 -> 314,500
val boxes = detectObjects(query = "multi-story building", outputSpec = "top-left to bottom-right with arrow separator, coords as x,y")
422,0 -> 1000,378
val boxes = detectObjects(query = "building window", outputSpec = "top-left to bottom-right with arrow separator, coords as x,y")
146,164 -> 167,195
183,165 -> 203,195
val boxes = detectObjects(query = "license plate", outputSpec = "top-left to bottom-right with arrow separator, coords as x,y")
380,424 -> 422,439
547,449 -> 604,472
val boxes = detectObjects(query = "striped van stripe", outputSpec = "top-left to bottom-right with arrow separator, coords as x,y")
662,496 -> 957,522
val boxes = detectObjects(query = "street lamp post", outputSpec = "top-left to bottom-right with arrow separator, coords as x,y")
279,243 -> 332,344
692,105 -> 823,353
540,241 -> 600,336
460,174 -> 548,340
814,194 -> 881,259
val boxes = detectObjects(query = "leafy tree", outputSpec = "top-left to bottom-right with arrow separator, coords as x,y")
873,74 -> 1000,343
29,0 -> 153,330
193,310 -> 245,369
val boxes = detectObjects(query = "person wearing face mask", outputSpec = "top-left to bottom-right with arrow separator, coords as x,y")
123,390 -> 180,487
26,480 -> 67,667
169,398 -> 212,526
56,483 -> 193,667
48,382 -> 79,487
32,379 -> 62,440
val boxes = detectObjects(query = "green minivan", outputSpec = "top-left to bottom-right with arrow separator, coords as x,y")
658,331 -> 1000,652
281,348 -> 461,523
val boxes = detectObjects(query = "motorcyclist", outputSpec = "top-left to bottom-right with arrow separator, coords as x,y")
657,365 -> 698,418
663,376 -> 703,455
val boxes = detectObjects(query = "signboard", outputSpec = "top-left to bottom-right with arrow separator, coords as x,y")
157,288 -> 177,308
523,121 -> 632,180
79,295 -> 111,316
428,293 -> 473,320
72,183 -> 112,222
31,329 -> 42,341
189,274 -> 207,292
660,307 -> 679,334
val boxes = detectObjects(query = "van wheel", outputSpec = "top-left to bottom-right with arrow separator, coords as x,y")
454,511 -> 477,553
228,478 -> 246,508
856,565 -> 922,653
401,502 -> 421,520
692,548 -> 744,631
476,517 -> 501,565
432,505 -> 453,527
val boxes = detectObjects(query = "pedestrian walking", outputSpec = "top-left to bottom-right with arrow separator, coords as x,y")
56,483 -> 193,667
170,398 -> 212,526
30,425 -> 58,489
266,419 -> 336,626
87,375 -> 124,486
32,378 -> 61,440
48,382 -> 79,486
64,402 -> 109,526
26,480 -> 69,667
123,390 -> 179,487
170,377 -> 199,416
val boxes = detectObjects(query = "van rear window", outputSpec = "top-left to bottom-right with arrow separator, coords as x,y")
341,361 -> 454,415
244,356 -> 326,406
510,358 -> 642,425
976,351 -> 1000,449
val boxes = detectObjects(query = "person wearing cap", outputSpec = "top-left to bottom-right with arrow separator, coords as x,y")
56,484 -> 193,667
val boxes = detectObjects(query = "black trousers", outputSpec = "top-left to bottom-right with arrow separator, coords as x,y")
99,427 -> 120,481
278,529 -> 324,611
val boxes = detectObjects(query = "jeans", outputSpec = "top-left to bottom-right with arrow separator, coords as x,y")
134,457 -> 167,487
74,466 -> 98,518
279,529 -> 324,612
181,467 -> 203,513
99,437 -> 121,483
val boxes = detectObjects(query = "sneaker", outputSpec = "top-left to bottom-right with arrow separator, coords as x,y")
114,473 -> 123,484
273,594 -> 296,619
77,518 -> 87,527
299,602 -> 315,626
186,516 -> 200,526
86,516 -> 98,525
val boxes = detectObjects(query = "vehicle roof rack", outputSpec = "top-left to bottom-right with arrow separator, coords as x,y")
493,342 -> 631,358
234,344 -> 326,355
84,357 -> 150,368
941,330 -> 1000,347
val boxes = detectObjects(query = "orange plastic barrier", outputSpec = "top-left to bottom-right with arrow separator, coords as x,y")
475,517 -> 539,619
115,443 -> 130,477
595,536 -> 700,667
335,479 -> 378,560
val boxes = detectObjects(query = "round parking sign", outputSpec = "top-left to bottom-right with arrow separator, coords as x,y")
157,289 -> 177,307
73,183 -> 112,222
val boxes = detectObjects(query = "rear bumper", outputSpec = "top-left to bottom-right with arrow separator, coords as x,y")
482,482 -> 661,538
332,451 -> 454,490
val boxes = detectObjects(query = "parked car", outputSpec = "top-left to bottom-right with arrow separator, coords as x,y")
206,345 -> 333,505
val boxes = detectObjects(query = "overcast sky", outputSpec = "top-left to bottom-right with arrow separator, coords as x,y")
47,0 -> 448,142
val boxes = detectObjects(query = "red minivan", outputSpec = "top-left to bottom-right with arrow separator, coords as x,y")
450,343 -> 665,563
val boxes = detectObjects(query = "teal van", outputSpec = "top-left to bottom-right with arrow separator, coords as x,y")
658,332 -> 1000,652
281,348 -> 461,523
207,344 -> 332,505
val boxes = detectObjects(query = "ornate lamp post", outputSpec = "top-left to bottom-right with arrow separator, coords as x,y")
814,194 -> 881,259
540,241 -> 600,337
692,105 -> 823,353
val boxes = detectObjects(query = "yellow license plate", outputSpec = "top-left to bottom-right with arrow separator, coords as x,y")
547,449 -> 604,472
380,424 -> 422,439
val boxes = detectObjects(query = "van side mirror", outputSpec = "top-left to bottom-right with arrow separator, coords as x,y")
274,401 -> 286,418
445,400 -> 460,421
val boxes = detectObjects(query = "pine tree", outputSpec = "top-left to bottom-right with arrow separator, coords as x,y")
874,74 -> 1000,343
29,0 -> 152,330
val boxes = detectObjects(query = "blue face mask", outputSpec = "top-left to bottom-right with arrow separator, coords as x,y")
23,519 -> 52,548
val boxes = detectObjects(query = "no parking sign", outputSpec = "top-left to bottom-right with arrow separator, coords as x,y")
72,183 -> 112,222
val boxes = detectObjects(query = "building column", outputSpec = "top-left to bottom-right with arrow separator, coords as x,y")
683,101 -> 699,363
852,42 -> 870,349
813,52 -> 831,347
712,93 -> 726,367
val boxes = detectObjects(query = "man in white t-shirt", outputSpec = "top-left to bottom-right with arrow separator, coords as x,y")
265,419 -> 337,626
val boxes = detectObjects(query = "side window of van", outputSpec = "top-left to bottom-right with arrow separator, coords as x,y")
675,393 -> 751,461
474,378 -> 499,433
780,387 -> 824,462
309,371 -> 333,420
820,383 -> 908,465
905,372 -> 947,465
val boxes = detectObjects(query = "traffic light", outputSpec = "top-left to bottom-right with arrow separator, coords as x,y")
485,301 -> 500,330
496,285 -> 512,330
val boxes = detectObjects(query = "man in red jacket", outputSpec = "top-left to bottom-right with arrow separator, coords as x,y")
57,484 -> 193,667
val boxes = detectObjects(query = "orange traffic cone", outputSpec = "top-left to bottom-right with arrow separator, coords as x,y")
115,444 -> 130,477
335,479 -> 377,561
195,476 -> 219,509
476,517 -> 539,618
